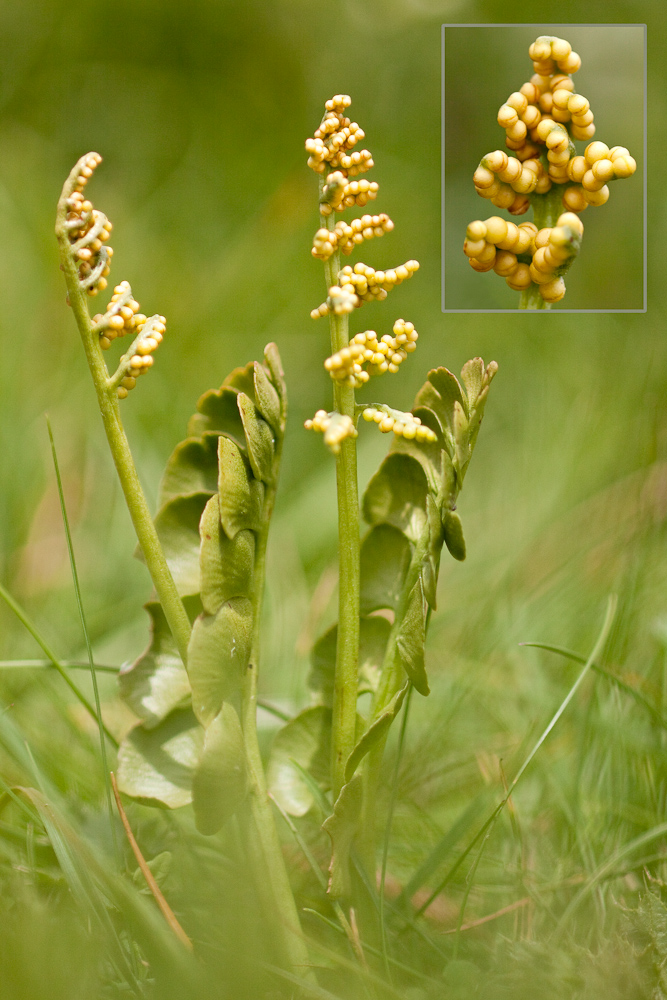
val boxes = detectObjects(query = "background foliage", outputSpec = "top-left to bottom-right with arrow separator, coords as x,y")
0,0 -> 665,996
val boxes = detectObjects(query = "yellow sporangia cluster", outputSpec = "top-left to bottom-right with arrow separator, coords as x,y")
361,405 -> 437,442
90,280 -> 167,397
561,142 -> 637,212
114,315 -> 167,399
325,319 -> 419,387
62,153 -> 113,296
310,261 -> 420,319
57,153 -> 169,400
318,171 -> 380,217
307,95 -> 420,318
307,96 -> 426,452
464,212 -> 583,303
304,410 -> 358,454
312,213 -> 394,261
464,34 -> 637,304
306,95 -> 372,175
92,281 -> 142,349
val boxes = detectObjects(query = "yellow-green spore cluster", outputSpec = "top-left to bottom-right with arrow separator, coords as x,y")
310,260 -> 419,319
324,319 -> 419,388
62,153 -> 114,297
463,34 -> 637,305
464,212 -> 584,303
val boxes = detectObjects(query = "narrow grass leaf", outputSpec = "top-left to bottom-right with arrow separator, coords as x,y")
555,821 -> 667,939
0,582 -> 117,747
0,659 -> 118,672
521,641 -> 667,728
47,417 -> 117,856
453,596 -> 618,942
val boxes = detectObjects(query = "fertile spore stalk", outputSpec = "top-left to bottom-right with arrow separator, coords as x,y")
303,98 -> 499,904
57,156 -> 312,977
55,155 -> 191,663
463,34 -> 637,308
305,96 -> 425,801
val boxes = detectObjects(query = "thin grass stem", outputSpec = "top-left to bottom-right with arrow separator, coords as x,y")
0,582 -> 117,748
452,596 -> 617,948
47,416 -> 118,861
110,772 -> 193,951
379,684 -> 412,981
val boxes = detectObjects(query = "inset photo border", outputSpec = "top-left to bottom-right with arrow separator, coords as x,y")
442,24 -> 646,313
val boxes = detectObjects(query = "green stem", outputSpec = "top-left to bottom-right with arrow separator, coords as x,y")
531,180 -> 564,230
239,436 -> 314,978
320,189 -> 361,802
358,524 -> 431,873
519,183 -> 566,310
519,283 -> 549,310
55,162 -> 191,667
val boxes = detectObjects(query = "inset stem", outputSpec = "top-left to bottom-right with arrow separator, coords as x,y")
519,184 -> 565,310
519,284 -> 550,310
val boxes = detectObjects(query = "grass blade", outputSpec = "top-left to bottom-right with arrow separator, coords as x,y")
453,595 -> 618,946
0,581 -> 117,747
415,597 -> 618,929
398,792 -> 488,907
379,684 -> 412,981
111,772 -> 193,951
0,659 -> 118,672
520,640 -> 666,728
554,822 -> 667,939
47,416 -> 118,857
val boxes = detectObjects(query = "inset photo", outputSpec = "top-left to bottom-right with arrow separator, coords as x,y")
442,24 -> 645,311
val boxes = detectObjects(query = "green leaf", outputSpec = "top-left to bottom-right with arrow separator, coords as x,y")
344,682 -> 409,783
237,392 -> 275,483
360,524 -> 411,613
118,601 -> 193,728
157,433 -> 220,508
222,361 -> 256,399
421,494 -> 443,609
397,580 -> 429,695
391,405 -> 448,486
443,510 -> 466,561
192,702 -> 248,835
132,850 -> 173,894
253,362 -> 282,433
267,705 -> 331,816
363,453 -> 428,542
415,381 -> 448,418
460,357 -> 484,408
116,708 -> 204,809
308,627 -> 337,706
467,362 -> 498,452
453,401 -> 471,472
309,617 -> 391,707
217,436 -> 265,538
188,598 -> 253,726
263,342 -> 286,412
199,495 -> 255,614
149,493 -> 211,596
428,367 -> 468,421
322,774 -> 363,900
187,385 -> 248,451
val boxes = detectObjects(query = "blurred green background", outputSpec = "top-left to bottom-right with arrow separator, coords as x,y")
444,24 -> 644,310
0,0 -> 666,995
